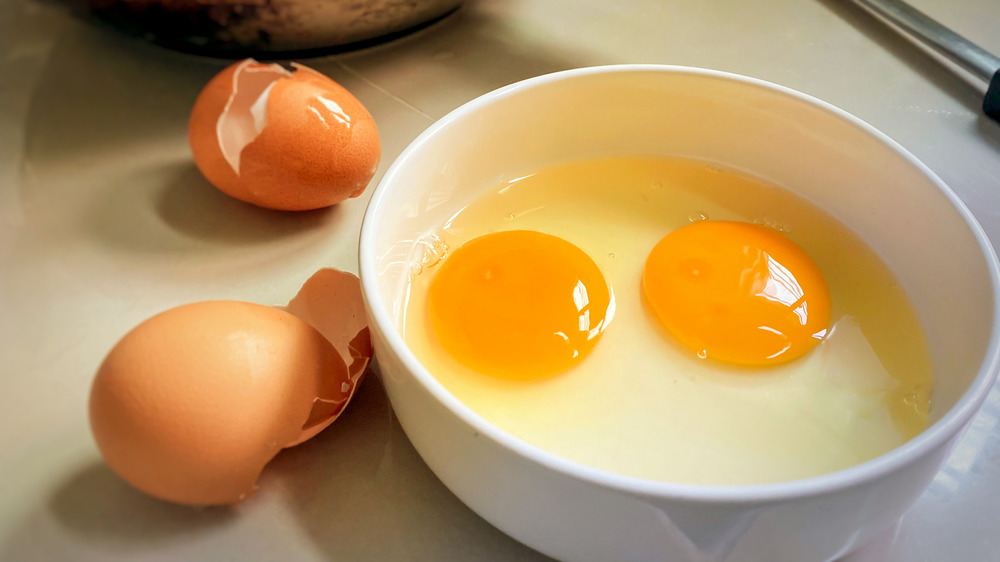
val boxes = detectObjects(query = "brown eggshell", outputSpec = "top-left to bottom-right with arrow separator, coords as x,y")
89,301 -> 350,506
188,60 -> 281,206
188,59 -> 381,211
281,267 -> 373,445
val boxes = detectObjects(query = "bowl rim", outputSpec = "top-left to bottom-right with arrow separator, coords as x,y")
358,64 -> 1000,504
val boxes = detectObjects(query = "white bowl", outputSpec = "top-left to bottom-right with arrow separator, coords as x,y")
358,65 -> 1000,561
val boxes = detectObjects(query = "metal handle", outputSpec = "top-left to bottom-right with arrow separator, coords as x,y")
851,0 -> 1000,83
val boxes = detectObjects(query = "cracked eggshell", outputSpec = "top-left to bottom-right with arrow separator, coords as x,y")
89,301 -> 351,506
189,59 -> 381,211
89,269 -> 373,506
282,267 -> 373,445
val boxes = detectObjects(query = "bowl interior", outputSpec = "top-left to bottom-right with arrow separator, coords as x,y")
365,65 -> 996,437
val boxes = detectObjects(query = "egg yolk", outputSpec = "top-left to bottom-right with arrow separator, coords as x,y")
426,230 -> 612,380
642,221 -> 831,366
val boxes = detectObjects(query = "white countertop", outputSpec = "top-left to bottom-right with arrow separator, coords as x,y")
2,0 -> 999,560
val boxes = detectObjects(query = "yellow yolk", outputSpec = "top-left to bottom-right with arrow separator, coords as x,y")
426,230 -> 612,380
643,221 -> 831,366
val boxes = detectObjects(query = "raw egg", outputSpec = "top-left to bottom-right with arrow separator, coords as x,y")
403,155 -> 934,485
642,220 -> 831,366
189,59 -> 381,211
426,230 -> 613,380
89,268 -> 371,505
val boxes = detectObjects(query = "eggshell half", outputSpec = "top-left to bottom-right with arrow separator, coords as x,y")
189,59 -> 381,211
89,301 -> 350,505
282,267 -> 373,445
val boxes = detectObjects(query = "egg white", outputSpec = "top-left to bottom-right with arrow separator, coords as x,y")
403,156 -> 932,486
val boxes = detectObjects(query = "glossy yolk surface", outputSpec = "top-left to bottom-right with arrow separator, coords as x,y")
426,230 -> 612,380
643,221 -> 831,366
